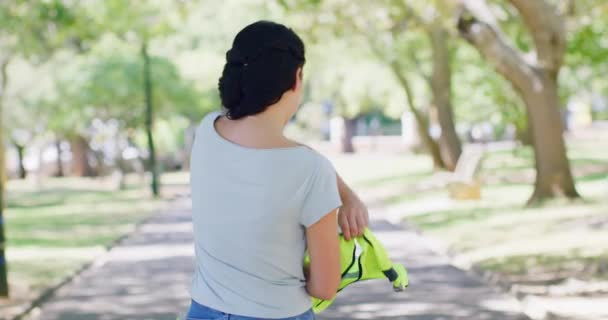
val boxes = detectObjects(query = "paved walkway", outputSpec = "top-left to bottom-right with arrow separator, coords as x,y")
25,198 -> 527,320
317,220 -> 526,320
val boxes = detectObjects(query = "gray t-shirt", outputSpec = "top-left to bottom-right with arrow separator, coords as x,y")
189,111 -> 342,318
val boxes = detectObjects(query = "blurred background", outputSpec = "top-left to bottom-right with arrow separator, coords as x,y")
0,0 -> 607,319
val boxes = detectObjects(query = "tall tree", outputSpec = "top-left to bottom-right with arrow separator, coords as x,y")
429,26 -> 461,170
353,6 -> 449,168
141,41 -> 159,195
48,49 -> 202,184
0,0 -> 88,297
394,1 -> 463,170
88,0 -> 192,196
560,0 -> 608,121
378,51 -> 445,169
0,52 -> 9,297
457,0 -> 580,203
311,57 -> 394,154
281,0 -> 459,169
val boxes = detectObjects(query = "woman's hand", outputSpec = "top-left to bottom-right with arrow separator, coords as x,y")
338,193 -> 369,241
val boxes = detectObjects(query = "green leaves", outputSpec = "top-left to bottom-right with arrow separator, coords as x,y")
49,51 -> 205,130
0,0 -> 94,60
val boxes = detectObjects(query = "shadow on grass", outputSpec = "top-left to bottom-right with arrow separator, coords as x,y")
9,209 -> 156,244
408,205 -> 525,230
478,251 -> 608,281
8,197 -> 164,247
576,170 -> 608,183
357,170 -> 434,188
10,258 -> 87,290
382,188 -> 445,205
7,189 -> 122,209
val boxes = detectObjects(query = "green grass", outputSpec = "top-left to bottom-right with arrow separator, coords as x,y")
8,188 -> 129,208
432,148 -> 606,281
328,153 -> 433,189
479,253 -> 608,281
9,258 -> 89,290
7,186 -> 165,248
357,170 -> 433,188
409,205 -> 515,230
383,189 -> 445,205
3,173 -> 188,301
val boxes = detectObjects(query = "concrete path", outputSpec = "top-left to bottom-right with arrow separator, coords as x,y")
25,198 -> 527,320
25,198 -> 195,320
317,220 -> 526,320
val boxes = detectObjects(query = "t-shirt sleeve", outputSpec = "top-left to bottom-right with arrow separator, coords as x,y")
300,155 -> 343,227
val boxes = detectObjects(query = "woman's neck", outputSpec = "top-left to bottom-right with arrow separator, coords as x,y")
218,103 -> 297,148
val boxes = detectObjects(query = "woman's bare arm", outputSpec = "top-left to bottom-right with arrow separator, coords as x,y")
336,174 -> 369,240
295,143 -> 370,240
305,209 -> 340,300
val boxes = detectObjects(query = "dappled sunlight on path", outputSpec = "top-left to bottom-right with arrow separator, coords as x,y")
318,220 -> 526,320
25,198 -> 526,320
25,199 -> 195,320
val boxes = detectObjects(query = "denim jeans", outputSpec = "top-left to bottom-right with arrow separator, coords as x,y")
186,300 -> 315,320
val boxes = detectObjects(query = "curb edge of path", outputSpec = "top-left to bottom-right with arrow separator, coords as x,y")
10,196 -> 187,320
397,220 -> 535,320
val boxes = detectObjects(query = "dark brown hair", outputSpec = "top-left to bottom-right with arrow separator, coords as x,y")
218,21 -> 306,120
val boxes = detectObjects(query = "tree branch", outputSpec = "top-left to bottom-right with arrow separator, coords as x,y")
429,26 -> 451,107
0,56 -> 10,99
457,1 -> 538,95
408,47 -> 432,85
508,0 -> 566,75
386,27 -> 432,84
389,61 -> 426,124
367,38 -> 421,119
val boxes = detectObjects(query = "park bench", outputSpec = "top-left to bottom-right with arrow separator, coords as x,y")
446,141 -> 520,200
447,144 -> 485,200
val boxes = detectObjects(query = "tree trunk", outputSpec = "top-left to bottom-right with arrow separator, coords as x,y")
115,144 -> 128,191
70,135 -> 93,177
389,61 -> 446,169
341,117 -> 356,153
15,143 -> 26,179
522,75 -> 579,203
182,120 -> 197,171
89,149 -> 104,177
429,27 -> 462,171
367,38 -> 445,169
55,139 -> 64,177
142,41 -> 159,197
458,0 -> 579,203
0,56 -> 10,297
415,113 -> 445,170
515,122 -> 533,146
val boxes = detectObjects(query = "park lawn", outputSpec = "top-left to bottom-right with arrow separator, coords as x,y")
2,173 -> 189,315
408,144 -> 608,284
329,142 -> 608,286
408,183 -> 608,281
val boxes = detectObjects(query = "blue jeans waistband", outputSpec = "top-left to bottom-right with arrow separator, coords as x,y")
186,299 -> 314,320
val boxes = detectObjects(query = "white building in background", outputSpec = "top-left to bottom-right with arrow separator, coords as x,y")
329,116 -> 345,148
324,111 -> 422,153
401,111 -> 420,148
566,99 -> 593,130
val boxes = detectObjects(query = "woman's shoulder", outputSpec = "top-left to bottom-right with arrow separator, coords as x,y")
202,110 -> 223,126
291,144 -> 336,173
194,111 -> 222,135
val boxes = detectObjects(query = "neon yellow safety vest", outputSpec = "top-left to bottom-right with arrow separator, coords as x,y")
304,228 -> 409,313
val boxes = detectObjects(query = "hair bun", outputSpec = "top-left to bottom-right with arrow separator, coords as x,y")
226,49 -> 247,66
218,21 -> 305,120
